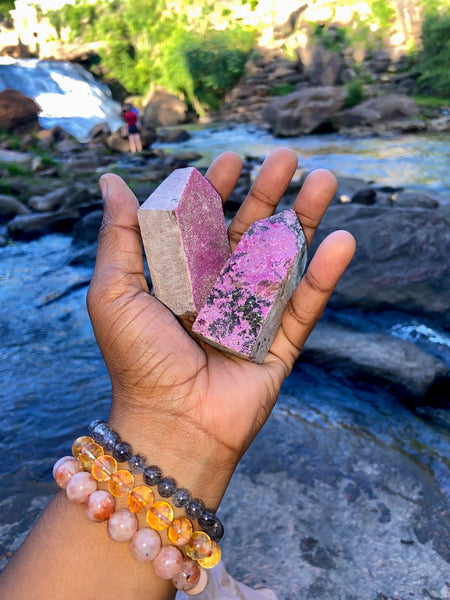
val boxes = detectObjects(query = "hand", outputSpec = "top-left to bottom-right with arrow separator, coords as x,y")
86,148 -> 356,509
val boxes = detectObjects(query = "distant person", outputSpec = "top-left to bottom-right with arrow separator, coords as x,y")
123,104 -> 142,153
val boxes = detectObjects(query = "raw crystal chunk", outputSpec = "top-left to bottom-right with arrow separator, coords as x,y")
192,209 -> 307,363
138,167 -> 230,317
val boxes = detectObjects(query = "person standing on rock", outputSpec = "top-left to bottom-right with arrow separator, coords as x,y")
123,103 -> 142,153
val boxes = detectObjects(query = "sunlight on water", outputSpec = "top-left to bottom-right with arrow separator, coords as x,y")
390,323 -> 450,347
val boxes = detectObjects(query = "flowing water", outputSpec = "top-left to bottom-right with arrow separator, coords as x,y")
0,57 -> 122,140
0,58 -> 449,596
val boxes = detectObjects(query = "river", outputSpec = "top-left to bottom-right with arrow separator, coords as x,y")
0,57 -> 449,596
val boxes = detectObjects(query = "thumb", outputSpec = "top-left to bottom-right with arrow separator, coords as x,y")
88,174 -> 147,318
94,173 -> 144,284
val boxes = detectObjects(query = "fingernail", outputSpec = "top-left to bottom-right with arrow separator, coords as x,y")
99,176 -> 109,201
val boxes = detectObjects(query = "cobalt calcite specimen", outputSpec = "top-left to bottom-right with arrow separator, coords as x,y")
192,209 -> 307,363
137,167 -> 230,317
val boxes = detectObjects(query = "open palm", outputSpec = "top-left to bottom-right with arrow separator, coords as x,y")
86,148 -> 355,507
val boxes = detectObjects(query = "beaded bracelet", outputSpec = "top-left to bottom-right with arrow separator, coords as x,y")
53,436 -> 221,594
88,419 -> 225,542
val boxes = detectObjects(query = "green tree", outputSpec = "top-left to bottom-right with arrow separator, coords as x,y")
414,7 -> 450,97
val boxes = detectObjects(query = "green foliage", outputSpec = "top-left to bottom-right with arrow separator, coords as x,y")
159,25 -> 256,112
345,78 -> 366,108
46,0 -> 256,110
369,0 -> 396,33
6,163 -> 31,177
268,83 -> 295,97
308,22 -> 349,53
0,0 -> 13,18
414,8 -> 450,97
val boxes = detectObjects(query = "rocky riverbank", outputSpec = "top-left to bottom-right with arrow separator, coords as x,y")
0,117 -> 448,411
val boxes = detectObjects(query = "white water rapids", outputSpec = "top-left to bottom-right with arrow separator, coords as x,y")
0,57 -> 122,140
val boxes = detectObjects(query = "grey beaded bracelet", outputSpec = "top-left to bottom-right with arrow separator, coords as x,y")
88,419 -> 224,542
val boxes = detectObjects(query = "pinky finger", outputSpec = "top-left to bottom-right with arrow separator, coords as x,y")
268,230 -> 356,372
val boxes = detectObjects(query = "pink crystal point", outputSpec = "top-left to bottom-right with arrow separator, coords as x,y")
192,209 -> 307,363
138,167 -> 230,317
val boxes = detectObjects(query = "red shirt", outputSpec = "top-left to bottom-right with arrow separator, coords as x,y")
124,110 -> 138,126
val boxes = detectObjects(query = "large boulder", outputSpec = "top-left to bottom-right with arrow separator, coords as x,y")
262,86 -> 347,136
7,211 -> 79,240
0,195 -> 31,222
312,203 -> 450,326
142,87 -> 188,127
302,321 -> 449,403
0,89 -> 41,134
307,46 -> 345,86
335,94 -> 420,129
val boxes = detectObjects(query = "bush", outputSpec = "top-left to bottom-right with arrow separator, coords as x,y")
345,78 -> 366,108
414,8 -> 450,97
159,26 -> 256,112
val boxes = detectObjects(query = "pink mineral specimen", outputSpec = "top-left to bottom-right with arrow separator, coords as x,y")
138,167 -> 230,316
192,209 -> 307,363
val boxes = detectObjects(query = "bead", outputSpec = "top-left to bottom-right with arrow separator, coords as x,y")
168,517 -> 193,546
185,531 -> 212,561
158,477 -> 177,498
85,490 -> 115,521
204,517 -> 225,543
198,509 -> 216,529
184,567 -> 208,596
130,528 -> 161,562
198,540 -> 221,569
88,420 -> 121,452
88,418 -> 105,436
53,457 -> 82,489
128,453 -> 147,474
173,487 -> 191,508
108,469 -> 135,497
107,508 -> 138,542
66,471 -> 97,504
172,558 -> 201,592
89,420 -> 111,444
72,436 -> 94,458
78,442 -> 104,471
186,498 -> 205,520
144,465 -> 162,487
128,485 -> 154,513
113,441 -> 133,462
146,501 -> 173,530
91,454 -> 117,482
152,545 -> 184,580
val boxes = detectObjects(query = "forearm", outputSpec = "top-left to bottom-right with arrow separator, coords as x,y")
0,491 -> 174,600
0,414 -> 234,600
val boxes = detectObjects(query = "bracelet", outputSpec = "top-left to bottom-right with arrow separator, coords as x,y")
87,419 -> 225,542
53,434 -> 222,594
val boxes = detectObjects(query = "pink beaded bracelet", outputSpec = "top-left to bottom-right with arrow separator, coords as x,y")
53,436 -> 222,594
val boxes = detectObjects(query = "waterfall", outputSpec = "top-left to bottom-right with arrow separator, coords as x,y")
0,57 -> 123,141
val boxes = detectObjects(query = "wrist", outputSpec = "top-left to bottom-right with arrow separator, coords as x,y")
106,404 -> 237,512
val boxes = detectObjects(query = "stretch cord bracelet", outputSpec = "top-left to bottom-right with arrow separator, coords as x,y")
87,419 -> 225,543
53,436 -> 222,594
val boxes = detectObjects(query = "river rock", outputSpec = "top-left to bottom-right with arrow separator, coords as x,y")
301,321 -> 449,403
262,87 -> 347,136
307,46 -> 345,86
142,87 -> 189,127
335,94 -> 420,129
391,190 -> 440,209
0,195 -> 31,221
0,89 -> 41,135
105,125 -> 157,153
28,187 -> 70,212
312,204 -> 450,326
7,211 -> 78,240
71,209 -> 103,247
